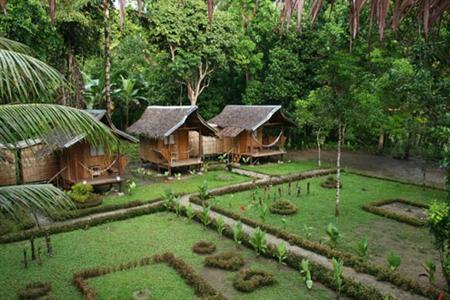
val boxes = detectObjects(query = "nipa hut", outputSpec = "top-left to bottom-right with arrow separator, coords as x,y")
208,105 -> 296,162
45,109 -> 137,190
127,106 -> 216,174
0,139 -> 59,186
0,109 -> 137,190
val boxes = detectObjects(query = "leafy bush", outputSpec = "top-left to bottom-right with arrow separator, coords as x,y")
198,180 -> 209,201
356,238 -> 369,258
126,179 -> 136,195
193,241 -> 216,254
204,251 -> 245,271
257,202 -> 268,222
299,259 -> 313,290
163,188 -> 176,208
326,223 -> 340,248
269,200 -> 298,215
249,227 -> 267,255
387,251 -> 402,271
67,183 -> 93,203
233,269 -> 275,292
185,203 -> 195,222
200,205 -> 211,227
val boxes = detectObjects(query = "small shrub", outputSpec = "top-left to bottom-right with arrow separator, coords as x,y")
332,258 -> 344,297
17,282 -> 52,299
185,203 -> 195,222
198,180 -> 209,201
67,183 -> 93,203
200,205 -> 211,227
299,259 -> 313,290
233,269 -> 275,292
356,238 -> 369,258
163,188 -> 176,208
174,198 -> 182,217
275,243 -> 287,265
387,251 -> 402,272
205,252 -> 245,270
193,241 -> 216,254
269,200 -> 298,215
215,217 -> 226,237
326,223 -> 340,248
126,179 -> 136,195
233,221 -> 244,247
249,227 -> 267,255
257,202 -> 268,222
422,259 -> 436,286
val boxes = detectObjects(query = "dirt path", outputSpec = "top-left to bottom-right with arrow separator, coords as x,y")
287,149 -> 445,189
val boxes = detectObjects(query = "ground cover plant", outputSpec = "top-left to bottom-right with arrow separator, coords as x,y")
240,160 -> 324,176
0,212 -> 339,300
211,172 -> 448,289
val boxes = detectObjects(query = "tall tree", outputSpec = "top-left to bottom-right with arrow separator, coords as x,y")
103,0 -> 112,113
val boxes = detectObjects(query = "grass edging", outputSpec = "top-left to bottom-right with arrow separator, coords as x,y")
0,203 -> 165,244
190,197 -> 442,299
362,199 -> 429,227
73,252 -> 226,300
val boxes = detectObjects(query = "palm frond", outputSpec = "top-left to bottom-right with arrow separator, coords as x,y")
0,38 -> 64,104
0,184 -> 74,220
0,104 -> 117,152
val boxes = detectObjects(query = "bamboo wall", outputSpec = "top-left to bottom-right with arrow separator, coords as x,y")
21,145 -> 59,183
189,134 -> 225,156
0,149 -> 16,186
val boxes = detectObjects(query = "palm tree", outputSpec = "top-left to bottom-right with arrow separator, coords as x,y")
114,75 -> 147,130
0,37 -> 117,221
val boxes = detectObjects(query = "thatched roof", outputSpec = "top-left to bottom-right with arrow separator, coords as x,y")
127,106 -> 216,139
209,105 -> 296,132
43,109 -> 137,151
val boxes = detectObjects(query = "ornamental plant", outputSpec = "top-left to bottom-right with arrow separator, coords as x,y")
185,203 -> 195,222
232,221 -> 244,247
198,180 -> 209,201
332,258 -> 344,299
356,238 -> 369,258
126,179 -> 137,195
249,227 -> 267,255
163,188 -> 176,208
387,251 -> 402,272
258,202 -> 268,222
299,259 -> 313,290
200,205 -> 211,227
67,183 -> 93,203
275,243 -> 287,265
215,217 -> 226,238
174,197 -> 182,217
326,223 -> 340,248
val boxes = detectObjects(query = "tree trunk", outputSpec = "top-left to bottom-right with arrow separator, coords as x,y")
316,127 -> 322,167
335,122 -> 343,218
186,84 -> 198,105
103,0 -> 112,114
377,128 -> 385,154
68,53 -> 85,109
124,104 -> 129,130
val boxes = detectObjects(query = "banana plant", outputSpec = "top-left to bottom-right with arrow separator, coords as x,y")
232,221 -> 244,247
300,259 -> 313,290
216,216 -> 226,238
332,257 -> 344,299
185,203 -> 195,222
275,243 -> 287,265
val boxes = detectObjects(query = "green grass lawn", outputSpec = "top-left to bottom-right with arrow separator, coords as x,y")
240,160 -> 326,176
102,170 -> 249,206
0,212 -> 338,299
212,172 -> 448,288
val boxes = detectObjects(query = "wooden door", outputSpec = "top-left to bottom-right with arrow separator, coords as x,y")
177,130 -> 189,160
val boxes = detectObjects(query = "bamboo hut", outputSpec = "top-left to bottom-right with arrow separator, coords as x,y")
127,106 -> 216,174
44,109 -> 137,190
208,105 -> 296,162
0,139 -> 59,186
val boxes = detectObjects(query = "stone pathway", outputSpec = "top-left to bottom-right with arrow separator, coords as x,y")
230,168 -> 271,180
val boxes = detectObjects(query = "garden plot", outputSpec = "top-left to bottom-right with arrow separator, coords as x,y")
239,160 -> 323,176
378,201 -> 427,220
0,212 -> 338,300
210,172 -> 448,290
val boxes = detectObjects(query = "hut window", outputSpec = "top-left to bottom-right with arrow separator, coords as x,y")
164,135 -> 175,145
90,145 -> 105,157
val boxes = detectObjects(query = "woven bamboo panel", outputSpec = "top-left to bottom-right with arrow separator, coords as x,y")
21,145 -> 59,183
189,133 -> 224,156
0,149 -> 16,186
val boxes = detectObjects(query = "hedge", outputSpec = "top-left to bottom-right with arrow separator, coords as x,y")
73,252 -> 226,300
189,197 -> 444,300
0,203 -> 165,244
204,251 -> 245,271
17,282 -> 52,300
233,269 -> 275,292
362,198 -> 429,227
192,240 -> 217,254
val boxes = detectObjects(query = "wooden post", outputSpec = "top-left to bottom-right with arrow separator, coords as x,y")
23,248 -> 28,268
30,237 -> 36,260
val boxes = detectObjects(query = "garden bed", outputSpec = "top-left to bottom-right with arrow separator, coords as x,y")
362,199 -> 429,226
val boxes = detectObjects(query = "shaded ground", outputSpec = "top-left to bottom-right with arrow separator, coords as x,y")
287,149 -> 445,189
